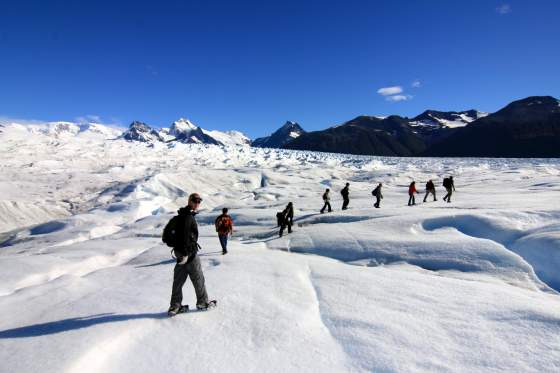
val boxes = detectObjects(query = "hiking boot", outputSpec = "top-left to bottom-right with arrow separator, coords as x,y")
168,304 -> 189,316
196,300 -> 217,310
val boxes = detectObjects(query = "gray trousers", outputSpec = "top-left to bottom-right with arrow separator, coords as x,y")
170,255 -> 208,308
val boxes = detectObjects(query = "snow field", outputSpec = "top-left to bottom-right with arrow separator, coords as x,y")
1,123 -> 560,372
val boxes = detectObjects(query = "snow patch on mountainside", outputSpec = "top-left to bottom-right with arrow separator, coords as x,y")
202,129 -> 251,146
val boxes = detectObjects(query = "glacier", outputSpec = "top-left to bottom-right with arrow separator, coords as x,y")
1,121 -> 559,372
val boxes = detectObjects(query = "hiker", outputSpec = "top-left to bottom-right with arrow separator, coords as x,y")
423,179 -> 437,202
214,207 -> 233,255
442,176 -> 456,203
341,183 -> 350,210
372,183 -> 383,208
279,202 -> 294,237
168,193 -> 216,316
408,181 -> 419,206
320,188 -> 332,213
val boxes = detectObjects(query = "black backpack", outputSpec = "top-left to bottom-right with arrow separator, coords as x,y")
276,212 -> 283,227
443,178 -> 450,188
162,215 -> 183,248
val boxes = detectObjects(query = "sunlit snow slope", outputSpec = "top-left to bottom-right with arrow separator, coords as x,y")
1,123 -> 560,372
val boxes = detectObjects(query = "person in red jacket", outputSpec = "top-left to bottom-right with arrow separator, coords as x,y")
215,208 -> 234,255
408,181 -> 419,206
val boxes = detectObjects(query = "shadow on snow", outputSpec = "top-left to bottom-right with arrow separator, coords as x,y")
0,312 -> 168,338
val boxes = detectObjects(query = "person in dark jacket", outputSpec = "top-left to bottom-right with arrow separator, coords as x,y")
279,202 -> 294,237
408,181 -> 419,206
372,183 -> 383,208
168,193 -> 215,316
320,188 -> 332,213
215,207 -> 233,255
341,183 -> 350,210
442,176 -> 456,203
423,179 -> 437,202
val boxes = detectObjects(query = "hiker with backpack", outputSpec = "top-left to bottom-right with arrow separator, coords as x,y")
320,188 -> 332,213
341,183 -> 350,210
423,179 -> 437,202
279,202 -> 294,237
442,176 -> 456,203
408,181 -> 419,206
372,183 -> 383,208
164,193 -> 216,316
215,208 -> 233,255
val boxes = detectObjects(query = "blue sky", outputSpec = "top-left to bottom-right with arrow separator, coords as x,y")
1,0 -> 559,138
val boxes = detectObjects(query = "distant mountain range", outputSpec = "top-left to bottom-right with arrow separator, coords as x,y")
122,118 -> 251,146
281,96 -> 560,157
2,95 -> 558,157
423,96 -> 560,157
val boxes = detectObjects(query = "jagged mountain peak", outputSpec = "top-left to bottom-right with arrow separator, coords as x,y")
169,118 -> 199,134
252,120 -> 306,148
281,120 -> 301,128
122,121 -> 164,143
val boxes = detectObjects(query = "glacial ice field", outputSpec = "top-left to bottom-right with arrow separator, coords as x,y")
1,123 -> 560,372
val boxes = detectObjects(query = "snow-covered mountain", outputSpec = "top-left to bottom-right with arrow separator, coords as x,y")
167,118 -> 220,145
0,120 -> 124,139
252,121 -> 305,148
122,121 -> 165,143
203,129 -> 251,146
121,118 -> 250,146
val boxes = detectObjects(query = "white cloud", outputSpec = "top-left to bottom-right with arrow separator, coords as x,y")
0,114 -> 123,127
0,116 -> 47,126
377,86 -> 403,96
75,115 -> 109,124
386,95 -> 413,102
412,80 -> 422,88
496,4 -> 511,14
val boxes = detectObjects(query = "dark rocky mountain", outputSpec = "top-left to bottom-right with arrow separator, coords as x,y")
283,116 -> 426,156
252,121 -> 305,148
423,96 -> 560,157
122,121 -> 165,142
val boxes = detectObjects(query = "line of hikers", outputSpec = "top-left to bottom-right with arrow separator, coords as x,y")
275,176 -> 456,238
163,176 -> 456,315
318,176 -> 456,211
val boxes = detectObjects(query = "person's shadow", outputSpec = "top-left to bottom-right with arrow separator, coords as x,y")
0,312 -> 168,338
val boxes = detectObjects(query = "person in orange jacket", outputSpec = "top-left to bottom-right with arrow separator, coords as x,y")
215,208 -> 234,255
408,181 -> 419,206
